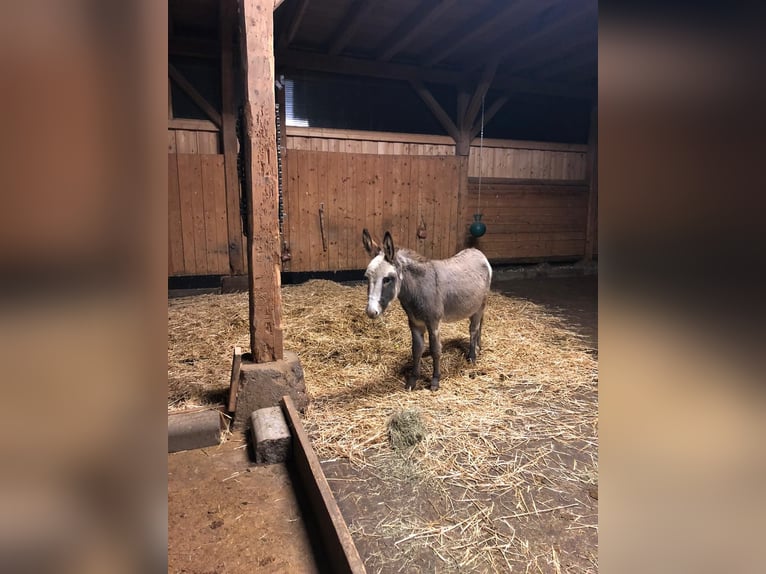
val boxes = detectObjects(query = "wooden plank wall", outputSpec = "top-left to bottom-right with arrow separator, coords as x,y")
168,152 -> 230,275
284,128 -> 592,269
464,178 -> 589,261
467,145 -> 587,180
168,129 -> 221,154
286,127 -> 588,180
283,150 -> 460,272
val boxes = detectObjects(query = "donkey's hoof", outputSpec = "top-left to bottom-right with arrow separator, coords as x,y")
405,379 -> 416,391
430,379 -> 440,392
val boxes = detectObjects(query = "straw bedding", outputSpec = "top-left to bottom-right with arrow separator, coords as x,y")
168,279 -> 598,571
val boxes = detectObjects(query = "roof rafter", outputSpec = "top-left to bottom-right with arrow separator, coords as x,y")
421,0 -> 556,67
328,0 -> 377,56
277,49 -> 593,99
278,0 -> 311,49
168,63 -> 222,128
376,0 -> 457,62
487,6 -> 596,72
410,80 -> 459,142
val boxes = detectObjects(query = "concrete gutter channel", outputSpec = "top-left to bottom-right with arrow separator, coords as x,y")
168,397 -> 366,574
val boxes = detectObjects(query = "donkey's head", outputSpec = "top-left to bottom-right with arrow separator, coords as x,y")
362,229 -> 400,318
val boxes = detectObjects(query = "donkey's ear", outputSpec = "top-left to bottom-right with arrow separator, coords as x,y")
362,228 -> 379,255
382,231 -> 395,262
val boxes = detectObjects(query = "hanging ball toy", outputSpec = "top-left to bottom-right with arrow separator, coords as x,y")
469,213 -> 486,237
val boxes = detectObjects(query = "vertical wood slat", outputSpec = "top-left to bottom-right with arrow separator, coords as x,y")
200,155 -> 219,273
201,155 -> 230,273
283,140 -> 296,271
327,153 -> 340,271
353,153 -> 366,269
306,151 -> 320,271
220,0 -> 245,275
168,154 -> 185,274
176,155 -> 199,273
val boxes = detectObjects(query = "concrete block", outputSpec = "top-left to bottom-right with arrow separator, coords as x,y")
233,350 -> 307,430
251,407 -> 292,464
168,410 -> 222,453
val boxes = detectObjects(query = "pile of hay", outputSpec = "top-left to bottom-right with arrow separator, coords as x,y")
168,279 -> 598,571
388,409 -> 427,450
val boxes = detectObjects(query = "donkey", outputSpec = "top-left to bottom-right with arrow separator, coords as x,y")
362,229 -> 492,391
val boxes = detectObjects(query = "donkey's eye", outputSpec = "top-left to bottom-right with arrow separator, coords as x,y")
383,276 -> 393,285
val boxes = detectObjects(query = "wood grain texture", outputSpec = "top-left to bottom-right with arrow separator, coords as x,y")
240,0 -> 283,361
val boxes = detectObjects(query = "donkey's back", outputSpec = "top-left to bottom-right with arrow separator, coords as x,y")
413,247 -> 492,323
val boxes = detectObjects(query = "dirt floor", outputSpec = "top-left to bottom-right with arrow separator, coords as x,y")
168,433 -> 325,574
168,274 -> 598,573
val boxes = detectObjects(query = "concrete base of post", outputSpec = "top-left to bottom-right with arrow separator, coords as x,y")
233,350 -> 307,430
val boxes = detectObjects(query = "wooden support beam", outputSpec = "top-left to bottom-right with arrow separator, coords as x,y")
410,80 -> 459,142
328,0 -> 377,56
584,104 -> 598,260
421,0 -> 554,66
168,64 -> 222,128
278,0 -> 310,49
221,0 -> 245,275
240,0 -> 284,362
456,86 -> 469,132
376,0 -> 456,62
455,86 -> 471,156
463,58 -> 499,135
470,95 -> 509,139
277,49 -> 593,99
455,155 -> 469,251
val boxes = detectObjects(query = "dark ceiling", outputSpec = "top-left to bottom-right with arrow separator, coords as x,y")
274,0 -> 598,100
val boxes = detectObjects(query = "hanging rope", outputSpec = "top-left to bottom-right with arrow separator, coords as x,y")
478,95 -> 485,213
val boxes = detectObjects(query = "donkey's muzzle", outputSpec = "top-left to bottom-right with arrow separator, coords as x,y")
366,306 -> 380,318
366,299 -> 382,318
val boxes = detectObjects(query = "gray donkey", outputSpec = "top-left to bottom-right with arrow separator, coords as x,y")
362,229 -> 492,391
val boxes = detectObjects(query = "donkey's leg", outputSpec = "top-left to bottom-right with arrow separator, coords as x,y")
427,323 -> 442,391
407,321 -> 426,390
468,305 -> 486,363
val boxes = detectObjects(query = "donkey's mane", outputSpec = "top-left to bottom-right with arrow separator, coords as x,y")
396,248 -> 429,263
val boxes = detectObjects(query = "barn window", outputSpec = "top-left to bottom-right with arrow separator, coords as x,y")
284,79 -> 309,127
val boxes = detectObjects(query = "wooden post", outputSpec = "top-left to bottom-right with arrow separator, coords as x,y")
221,0 -> 245,275
455,155 -> 469,252
240,0 -> 284,362
584,104 -> 598,260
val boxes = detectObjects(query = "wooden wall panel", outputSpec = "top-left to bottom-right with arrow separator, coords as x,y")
283,150 -> 461,272
168,154 -> 184,274
168,153 -> 229,276
464,179 -> 589,262
168,129 -> 221,154
286,128 -> 586,182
